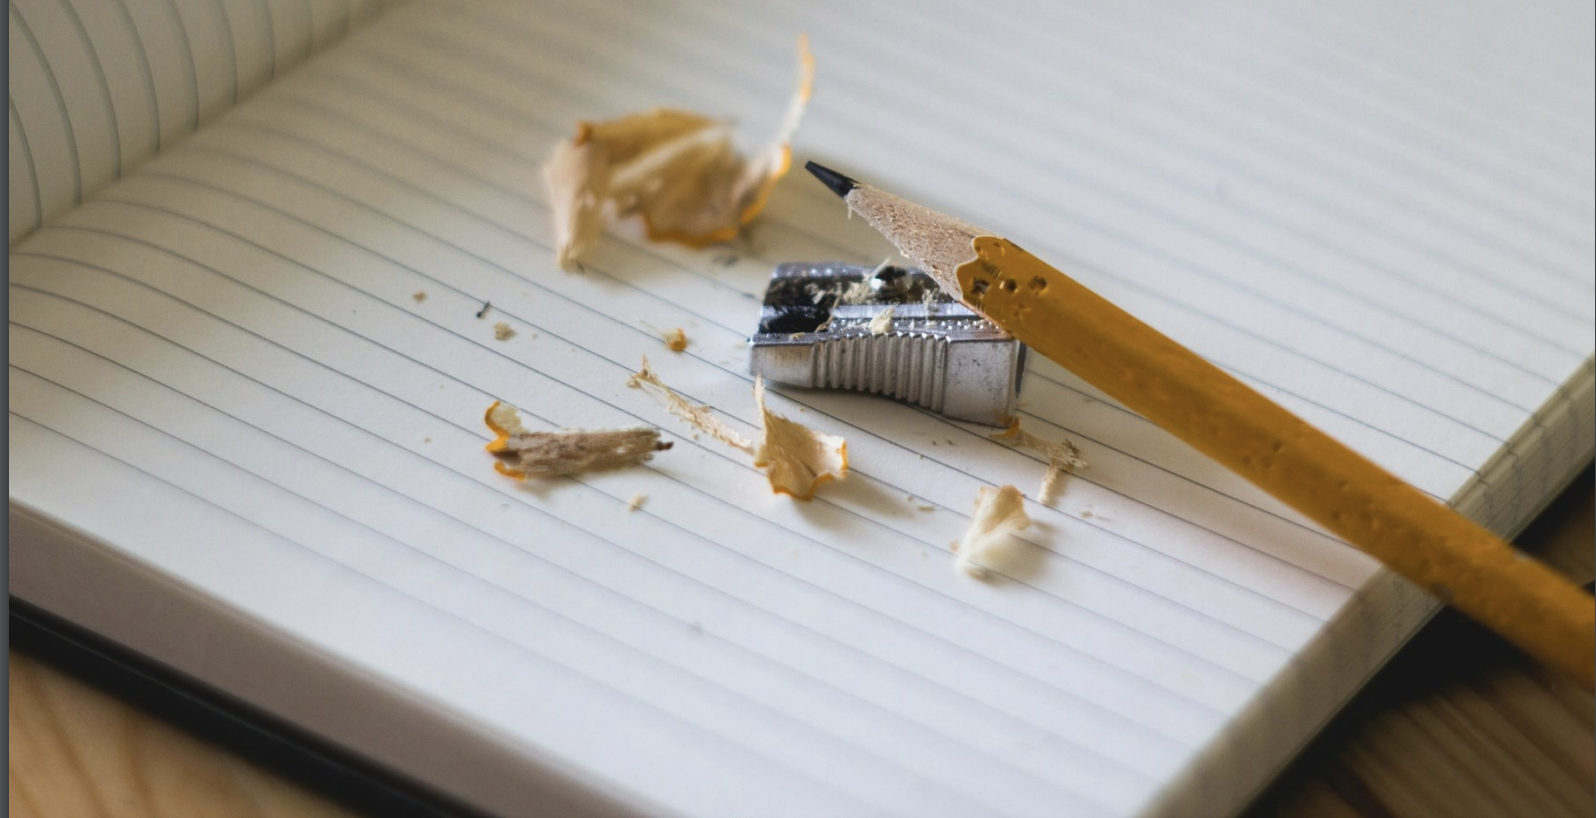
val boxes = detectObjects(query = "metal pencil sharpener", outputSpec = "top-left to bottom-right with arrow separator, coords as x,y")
748,262 -> 1026,425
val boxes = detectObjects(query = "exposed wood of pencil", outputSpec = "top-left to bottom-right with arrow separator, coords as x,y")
822,168 -> 1595,687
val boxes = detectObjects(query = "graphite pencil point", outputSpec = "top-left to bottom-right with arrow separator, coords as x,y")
804,161 -> 859,198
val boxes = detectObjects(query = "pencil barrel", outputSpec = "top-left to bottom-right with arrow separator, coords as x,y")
958,236 -> 1596,686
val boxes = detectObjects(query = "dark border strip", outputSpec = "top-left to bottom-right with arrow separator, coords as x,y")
9,598 -> 489,818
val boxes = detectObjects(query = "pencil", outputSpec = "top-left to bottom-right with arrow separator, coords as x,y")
805,161 -> 1596,687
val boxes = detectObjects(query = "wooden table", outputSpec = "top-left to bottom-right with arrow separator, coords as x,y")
11,490 -> 1593,818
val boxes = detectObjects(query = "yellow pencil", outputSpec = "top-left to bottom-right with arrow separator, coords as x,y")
804,162 -> 1595,686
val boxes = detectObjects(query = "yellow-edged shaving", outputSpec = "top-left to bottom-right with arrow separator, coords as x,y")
484,401 -> 670,479
626,360 -> 847,500
544,36 -> 814,268
753,376 -> 848,499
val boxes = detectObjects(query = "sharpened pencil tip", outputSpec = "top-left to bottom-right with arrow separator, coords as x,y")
805,162 -> 859,198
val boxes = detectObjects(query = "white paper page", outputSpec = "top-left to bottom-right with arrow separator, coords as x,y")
9,1 -> 1593,816
7,0 -> 396,244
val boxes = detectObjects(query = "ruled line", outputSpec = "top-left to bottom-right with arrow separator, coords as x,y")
628,0 -> 1596,282
10,3 -> 1591,814
6,0 -> 396,244
313,38 -> 1561,452
11,2 -> 83,204
560,0 -> 1593,355
195,109 -> 1486,510
67,176 -> 1355,640
104,0 -> 163,154
10,97 -> 45,235
53,0 -> 122,179
670,0 -> 1594,329
136,126 -> 1448,592
1229,0 -> 1594,139
253,0 -> 277,81
8,354 -> 1123,816
12,221 -> 1283,688
211,0 -> 240,107
14,297 -> 1192,785
920,0 -> 1595,237
290,59 -> 1558,424
7,406 -> 896,818
57,200 -> 1326,654
153,0 -> 200,132
18,215 -> 1305,689
6,315 -> 1205,769
1079,0 -> 1592,198
203,99 -> 1503,482
333,6 -> 1557,507
104,150 -> 1375,611
9,265 -> 1249,726
359,12 -> 1574,421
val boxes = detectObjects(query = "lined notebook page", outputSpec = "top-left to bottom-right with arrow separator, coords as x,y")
9,1 -> 1594,816
7,0 -> 399,244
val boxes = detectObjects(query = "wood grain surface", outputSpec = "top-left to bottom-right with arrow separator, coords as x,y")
10,490 -> 1593,818
8,650 -> 356,818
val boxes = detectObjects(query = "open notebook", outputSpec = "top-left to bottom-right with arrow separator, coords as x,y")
9,0 -> 1594,815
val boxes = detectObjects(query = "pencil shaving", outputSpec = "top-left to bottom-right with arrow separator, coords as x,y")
993,419 -> 1086,504
627,358 -> 754,453
544,36 -> 814,269
484,402 -> 670,478
753,376 -> 848,499
543,138 -> 609,268
839,278 -> 875,305
626,360 -> 846,499
867,305 -> 895,335
954,485 -> 1031,577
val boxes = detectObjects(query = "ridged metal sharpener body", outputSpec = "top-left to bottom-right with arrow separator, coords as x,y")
748,262 -> 1026,426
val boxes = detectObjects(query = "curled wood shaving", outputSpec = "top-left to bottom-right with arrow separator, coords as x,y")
867,305 -> 896,335
626,360 -> 846,499
663,327 -> 689,352
544,37 -> 814,268
543,137 -> 609,269
953,485 -> 1031,577
484,402 -> 670,478
992,419 -> 1087,505
838,259 -> 891,306
753,376 -> 848,499
626,358 -> 754,453
839,280 -> 874,305
485,400 -> 530,440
